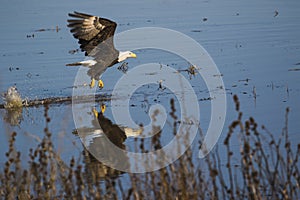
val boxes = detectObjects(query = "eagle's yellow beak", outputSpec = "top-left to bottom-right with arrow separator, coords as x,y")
131,53 -> 137,58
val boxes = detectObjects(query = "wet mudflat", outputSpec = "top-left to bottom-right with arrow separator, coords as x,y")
0,0 -> 300,199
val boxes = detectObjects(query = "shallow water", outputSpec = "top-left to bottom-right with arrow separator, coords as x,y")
1,0 -> 300,175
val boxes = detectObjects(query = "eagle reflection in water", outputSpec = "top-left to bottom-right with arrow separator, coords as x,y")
79,104 -> 143,178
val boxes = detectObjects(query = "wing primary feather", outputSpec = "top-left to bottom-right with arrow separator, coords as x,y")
68,11 -> 93,19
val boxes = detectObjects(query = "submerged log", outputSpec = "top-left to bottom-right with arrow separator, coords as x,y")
0,93 -> 112,109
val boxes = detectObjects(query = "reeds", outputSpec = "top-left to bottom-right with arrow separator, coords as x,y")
0,95 -> 299,199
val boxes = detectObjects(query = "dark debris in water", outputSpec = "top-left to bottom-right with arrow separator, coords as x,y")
8,66 -> 20,71
213,74 -> 223,77
26,34 -> 35,38
238,78 -> 251,82
119,23 -> 131,26
26,73 -> 40,78
68,48 -> 80,54
35,25 -> 60,32
288,68 -> 300,72
191,30 -> 202,32
117,62 -> 128,73
199,97 -> 213,101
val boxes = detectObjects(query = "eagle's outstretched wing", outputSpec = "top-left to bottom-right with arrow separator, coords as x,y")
67,11 -> 118,58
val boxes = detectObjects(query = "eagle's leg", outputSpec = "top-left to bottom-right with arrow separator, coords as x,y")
92,104 -> 106,118
90,78 -> 95,88
92,107 -> 99,118
101,104 -> 106,114
98,80 -> 104,89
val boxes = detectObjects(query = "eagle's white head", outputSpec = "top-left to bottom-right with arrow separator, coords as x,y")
118,51 -> 137,62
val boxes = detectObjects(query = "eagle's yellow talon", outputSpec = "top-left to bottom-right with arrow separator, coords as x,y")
90,78 -> 95,88
98,80 -> 104,89
101,104 -> 106,114
92,107 -> 99,118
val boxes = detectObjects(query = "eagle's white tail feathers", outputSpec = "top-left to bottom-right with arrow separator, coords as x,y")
66,60 -> 97,67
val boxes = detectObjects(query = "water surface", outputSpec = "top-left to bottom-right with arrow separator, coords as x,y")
1,0 -> 300,174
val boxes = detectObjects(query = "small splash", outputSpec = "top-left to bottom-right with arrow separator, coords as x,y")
2,86 -> 23,109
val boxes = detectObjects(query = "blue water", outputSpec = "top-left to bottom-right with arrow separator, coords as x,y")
0,0 -> 300,173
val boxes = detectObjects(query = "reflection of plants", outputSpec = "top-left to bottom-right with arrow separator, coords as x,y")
3,107 -> 23,126
0,96 -> 299,199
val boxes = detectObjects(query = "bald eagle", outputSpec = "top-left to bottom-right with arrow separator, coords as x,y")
66,11 -> 137,88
